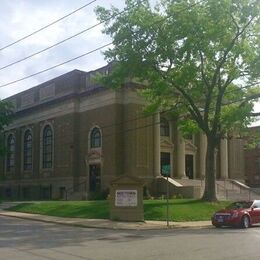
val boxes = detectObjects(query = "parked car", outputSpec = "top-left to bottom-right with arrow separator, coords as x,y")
212,200 -> 260,228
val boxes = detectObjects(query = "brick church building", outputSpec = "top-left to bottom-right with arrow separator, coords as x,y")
0,64 -> 246,200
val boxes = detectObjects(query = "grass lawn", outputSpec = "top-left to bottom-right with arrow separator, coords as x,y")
144,199 -> 230,221
9,200 -> 110,219
8,199 -> 230,221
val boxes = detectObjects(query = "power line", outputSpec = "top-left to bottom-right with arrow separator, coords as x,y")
0,0 -> 98,52
76,94 -> 260,142
6,103 -> 260,146
1,4 -> 258,139
0,0 -> 256,98
0,42 -> 112,88
0,3 -> 133,71
0,0 -> 203,88
0,1 -> 204,72
5,87 -> 259,145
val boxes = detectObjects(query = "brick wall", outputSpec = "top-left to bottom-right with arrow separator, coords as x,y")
245,148 -> 260,187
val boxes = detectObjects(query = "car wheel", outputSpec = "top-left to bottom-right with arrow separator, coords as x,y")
241,215 -> 250,229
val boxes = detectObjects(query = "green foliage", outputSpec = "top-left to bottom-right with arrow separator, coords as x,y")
179,119 -> 200,138
242,127 -> 260,149
96,0 -> 260,139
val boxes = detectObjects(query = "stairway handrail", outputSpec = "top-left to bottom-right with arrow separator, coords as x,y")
65,180 -> 87,200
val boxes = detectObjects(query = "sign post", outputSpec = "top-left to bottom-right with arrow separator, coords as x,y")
162,165 -> 171,228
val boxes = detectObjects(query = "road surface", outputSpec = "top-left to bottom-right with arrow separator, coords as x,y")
1,216 -> 260,260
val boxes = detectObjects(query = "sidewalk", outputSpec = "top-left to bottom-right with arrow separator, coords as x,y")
0,209 -> 212,230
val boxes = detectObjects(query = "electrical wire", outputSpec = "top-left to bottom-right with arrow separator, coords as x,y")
0,0 -> 98,52
0,0 -> 258,129
0,0 -> 202,88
5,87 -> 259,145
0,3 -> 135,71
0,42 -> 112,88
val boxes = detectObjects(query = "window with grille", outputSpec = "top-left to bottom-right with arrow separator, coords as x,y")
6,134 -> 15,171
24,130 -> 32,171
160,118 -> 170,137
42,125 -> 53,169
90,127 -> 101,148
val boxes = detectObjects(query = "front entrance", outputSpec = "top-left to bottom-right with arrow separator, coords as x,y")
89,164 -> 101,192
160,152 -> 171,177
185,154 -> 194,179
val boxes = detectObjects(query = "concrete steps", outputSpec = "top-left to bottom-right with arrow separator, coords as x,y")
171,178 -> 260,201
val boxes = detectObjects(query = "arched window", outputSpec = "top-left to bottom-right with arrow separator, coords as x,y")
6,134 -> 15,171
90,127 -> 101,148
42,125 -> 53,169
24,130 -> 32,171
160,118 -> 170,137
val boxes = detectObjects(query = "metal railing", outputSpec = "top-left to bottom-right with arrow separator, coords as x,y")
65,180 -> 87,201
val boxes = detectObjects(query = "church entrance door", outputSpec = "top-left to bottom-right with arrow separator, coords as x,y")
185,155 -> 194,179
89,164 -> 101,192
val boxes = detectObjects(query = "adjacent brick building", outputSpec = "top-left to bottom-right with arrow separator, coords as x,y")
244,126 -> 260,187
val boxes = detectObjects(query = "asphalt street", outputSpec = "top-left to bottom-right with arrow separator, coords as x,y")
1,215 -> 260,260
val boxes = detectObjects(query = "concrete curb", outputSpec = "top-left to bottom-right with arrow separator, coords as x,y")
0,210 -> 212,230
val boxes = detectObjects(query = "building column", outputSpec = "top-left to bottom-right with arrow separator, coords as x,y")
198,132 -> 207,179
220,138 -> 229,179
174,126 -> 186,179
154,113 -> 160,177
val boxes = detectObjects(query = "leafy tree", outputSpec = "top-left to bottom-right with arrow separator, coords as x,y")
0,100 -> 13,156
243,126 -> 260,149
96,0 -> 260,201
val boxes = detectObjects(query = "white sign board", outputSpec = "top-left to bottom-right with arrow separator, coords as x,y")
115,190 -> 137,207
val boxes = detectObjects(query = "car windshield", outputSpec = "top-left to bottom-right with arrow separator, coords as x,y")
226,201 -> 253,210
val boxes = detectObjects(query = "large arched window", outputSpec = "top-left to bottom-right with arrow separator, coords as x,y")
90,127 -> 101,148
160,118 -> 170,137
24,130 -> 32,171
6,134 -> 15,171
42,125 -> 53,169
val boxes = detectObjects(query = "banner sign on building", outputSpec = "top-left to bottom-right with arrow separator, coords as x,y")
162,164 -> 171,177
115,190 -> 137,207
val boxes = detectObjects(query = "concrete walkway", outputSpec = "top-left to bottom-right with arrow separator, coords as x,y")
0,208 -> 212,230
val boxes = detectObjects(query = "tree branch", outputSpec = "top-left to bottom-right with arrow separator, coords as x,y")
199,50 -> 210,87
211,15 -> 256,89
239,92 -> 260,107
251,112 -> 260,117
230,13 -> 240,34
157,68 -> 206,131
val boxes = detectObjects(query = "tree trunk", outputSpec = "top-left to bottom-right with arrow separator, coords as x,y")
202,136 -> 218,202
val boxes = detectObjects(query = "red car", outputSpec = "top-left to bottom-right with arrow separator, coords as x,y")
212,200 -> 260,228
